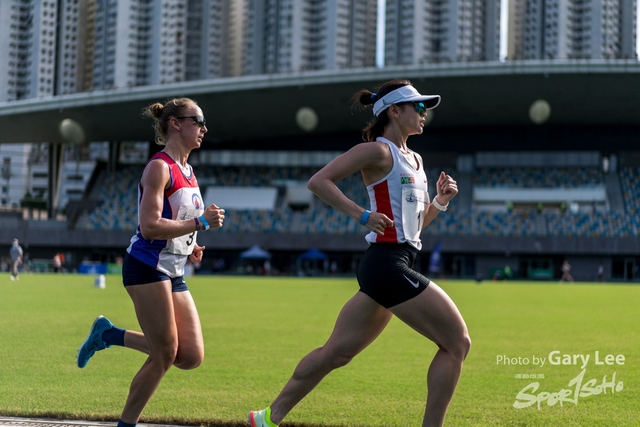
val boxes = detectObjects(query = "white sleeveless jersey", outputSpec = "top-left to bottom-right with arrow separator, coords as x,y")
127,152 -> 204,277
364,137 -> 430,250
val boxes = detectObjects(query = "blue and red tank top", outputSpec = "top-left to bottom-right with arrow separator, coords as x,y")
127,151 -> 204,277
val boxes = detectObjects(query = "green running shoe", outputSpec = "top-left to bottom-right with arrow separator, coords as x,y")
76,315 -> 113,368
248,407 -> 277,427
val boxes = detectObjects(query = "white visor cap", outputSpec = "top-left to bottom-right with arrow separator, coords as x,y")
372,85 -> 441,117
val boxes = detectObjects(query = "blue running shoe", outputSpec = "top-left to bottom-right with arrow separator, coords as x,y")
76,315 -> 114,368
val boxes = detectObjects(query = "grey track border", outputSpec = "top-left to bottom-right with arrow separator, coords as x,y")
0,418 -> 184,427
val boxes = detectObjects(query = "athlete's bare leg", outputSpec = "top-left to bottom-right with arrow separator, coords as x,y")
269,292 -> 392,425
119,282 -> 204,424
121,291 -> 203,368
389,281 -> 471,427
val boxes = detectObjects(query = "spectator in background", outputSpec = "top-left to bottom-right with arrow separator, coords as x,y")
597,264 -> 605,282
9,238 -> 23,281
560,260 -> 574,283
213,258 -> 226,273
504,265 -> 513,280
75,97 -> 225,427
52,253 -> 62,273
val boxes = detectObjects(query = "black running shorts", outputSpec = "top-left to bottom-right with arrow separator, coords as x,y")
356,242 -> 429,308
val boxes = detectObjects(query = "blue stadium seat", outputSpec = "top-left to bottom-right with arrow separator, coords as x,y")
79,164 -> 639,238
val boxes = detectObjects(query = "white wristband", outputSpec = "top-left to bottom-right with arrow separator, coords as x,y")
432,198 -> 448,212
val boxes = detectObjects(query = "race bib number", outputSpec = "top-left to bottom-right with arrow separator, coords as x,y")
402,187 -> 429,241
167,207 -> 202,255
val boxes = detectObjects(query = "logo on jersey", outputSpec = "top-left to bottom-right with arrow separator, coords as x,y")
192,193 -> 202,210
405,192 -> 427,204
400,174 -> 415,185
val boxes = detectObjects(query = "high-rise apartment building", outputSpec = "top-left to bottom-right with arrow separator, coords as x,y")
185,0 -> 240,81
91,0 -> 240,90
0,0 -> 58,101
227,0 -> 247,76
149,0 -> 188,85
507,0 -> 637,60
92,0 -> 148,89
0,1 -> 19,101
384,0 -> 501,65
243,0 -> 377,75
57,0 -> 92,95
1,0 -> 637,99
25,0 -> 58,98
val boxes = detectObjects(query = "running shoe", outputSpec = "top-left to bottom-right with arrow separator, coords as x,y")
248,407 -> 277,427
76,315 -> 113,368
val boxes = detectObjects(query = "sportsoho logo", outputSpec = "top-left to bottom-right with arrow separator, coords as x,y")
497,350 -> 625,410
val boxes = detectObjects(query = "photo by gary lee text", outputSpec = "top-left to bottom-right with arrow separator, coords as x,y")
497,350 -> 625,369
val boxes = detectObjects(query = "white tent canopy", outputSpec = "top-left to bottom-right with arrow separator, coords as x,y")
239,245 -> 271,259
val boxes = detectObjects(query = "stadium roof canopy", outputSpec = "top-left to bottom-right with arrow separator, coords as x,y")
1,60 -> 640,147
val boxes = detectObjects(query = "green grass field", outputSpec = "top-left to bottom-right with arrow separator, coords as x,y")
1,274 -> 639,427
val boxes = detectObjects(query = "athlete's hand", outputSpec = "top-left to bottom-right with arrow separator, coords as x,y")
364,211 -> 394,236
202,203 -> 225,229
189,243 -> 205,263
435,171 -> 458,205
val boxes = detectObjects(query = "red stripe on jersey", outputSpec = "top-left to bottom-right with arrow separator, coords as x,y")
151,152 -> 198,197
372,180 -> 397,243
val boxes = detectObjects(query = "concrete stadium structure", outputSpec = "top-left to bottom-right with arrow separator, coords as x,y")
2,61 -> 640,144
1,61 -> 639,281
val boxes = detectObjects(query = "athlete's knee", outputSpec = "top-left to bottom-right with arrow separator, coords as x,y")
174,349 -> 204,370
461,333 -> 472,360
149,338 -> 179,370
174,358 -> 202,370
150,348 -> 178,371
449,332 -> 471,362
323,346 -> 358,370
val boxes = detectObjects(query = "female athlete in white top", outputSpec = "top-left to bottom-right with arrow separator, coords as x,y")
249,79 -> 471,427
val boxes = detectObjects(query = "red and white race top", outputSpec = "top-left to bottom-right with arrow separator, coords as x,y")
364,137 -> 430,250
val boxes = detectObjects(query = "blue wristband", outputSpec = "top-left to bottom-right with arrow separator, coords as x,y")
198,215 -> 210,230
359,210 -> 371,225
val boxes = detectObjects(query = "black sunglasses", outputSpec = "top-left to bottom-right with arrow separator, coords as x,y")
173,115 -> 207,128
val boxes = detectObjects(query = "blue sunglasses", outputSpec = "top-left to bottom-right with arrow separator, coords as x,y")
413,102 -> 427,115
